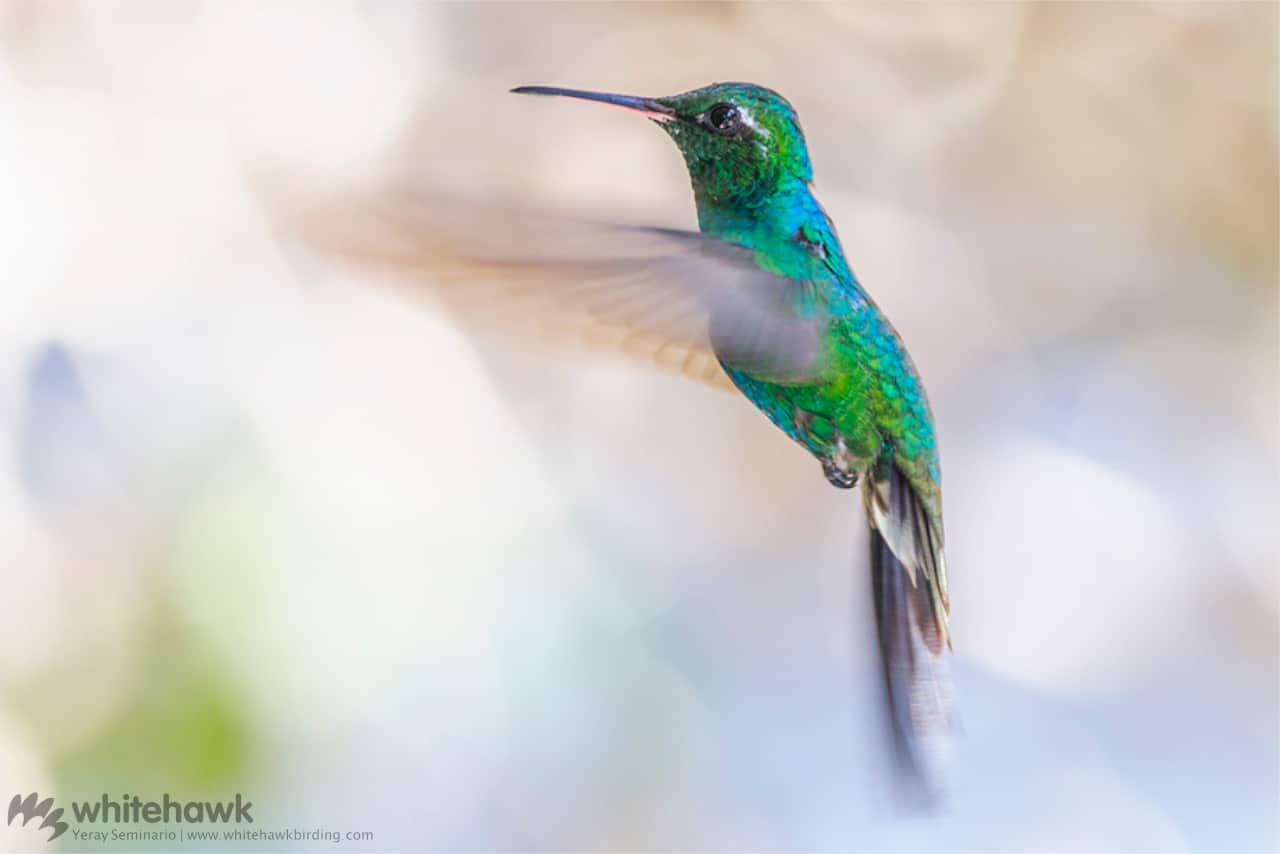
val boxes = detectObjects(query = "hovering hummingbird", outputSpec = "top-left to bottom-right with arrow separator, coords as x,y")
285,81 -> 954,801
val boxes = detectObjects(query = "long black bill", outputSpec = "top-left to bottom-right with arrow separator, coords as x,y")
511,86 -> 675,121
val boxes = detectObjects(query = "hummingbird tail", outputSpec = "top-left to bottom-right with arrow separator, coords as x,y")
869,519 -> 955,806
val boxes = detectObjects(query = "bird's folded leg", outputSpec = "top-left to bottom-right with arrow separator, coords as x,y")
822,457 -> 858,489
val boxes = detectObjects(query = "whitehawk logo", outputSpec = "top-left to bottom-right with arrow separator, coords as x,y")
7,793 -> 68,842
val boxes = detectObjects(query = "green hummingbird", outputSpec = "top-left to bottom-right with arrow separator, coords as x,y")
288,81 -> 954,800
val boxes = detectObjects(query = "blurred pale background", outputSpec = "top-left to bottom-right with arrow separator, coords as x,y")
0,2 -> 1276,852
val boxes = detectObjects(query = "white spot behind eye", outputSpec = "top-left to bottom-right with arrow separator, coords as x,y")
737,107 -> 771,140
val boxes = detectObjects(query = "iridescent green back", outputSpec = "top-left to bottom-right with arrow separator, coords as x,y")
651,83 -> 940,509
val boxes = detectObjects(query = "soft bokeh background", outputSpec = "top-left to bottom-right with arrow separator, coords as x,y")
1,2 -> 1276,852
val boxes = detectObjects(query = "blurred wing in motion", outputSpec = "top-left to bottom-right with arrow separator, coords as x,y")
865,463 -> 954,805
269,184 -> 828,388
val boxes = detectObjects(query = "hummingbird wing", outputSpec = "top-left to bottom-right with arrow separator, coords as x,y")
269,185 -> 827,388
864,463 -> 954,804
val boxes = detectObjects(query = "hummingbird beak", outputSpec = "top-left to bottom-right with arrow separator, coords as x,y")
511,86 -> 676,122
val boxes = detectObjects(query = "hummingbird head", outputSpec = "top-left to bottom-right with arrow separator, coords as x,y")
512,83 -> 814,212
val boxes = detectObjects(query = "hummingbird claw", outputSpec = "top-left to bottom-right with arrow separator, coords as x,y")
822,457 -> 858,489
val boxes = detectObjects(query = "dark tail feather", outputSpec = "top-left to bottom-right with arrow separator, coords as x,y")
870,524 -> 955,806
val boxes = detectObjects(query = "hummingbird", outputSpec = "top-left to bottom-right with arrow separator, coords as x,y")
284,81 -> 954,801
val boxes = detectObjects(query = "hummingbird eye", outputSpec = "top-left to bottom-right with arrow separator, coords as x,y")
706,103 -> 740,132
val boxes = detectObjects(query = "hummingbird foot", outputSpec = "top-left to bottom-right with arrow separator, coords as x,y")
822,457 -> 858,489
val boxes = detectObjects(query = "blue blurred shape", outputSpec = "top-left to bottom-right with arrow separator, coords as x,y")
18,341 -> 122,516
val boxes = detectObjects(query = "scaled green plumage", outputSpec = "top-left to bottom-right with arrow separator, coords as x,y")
649,83 -> 942,496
